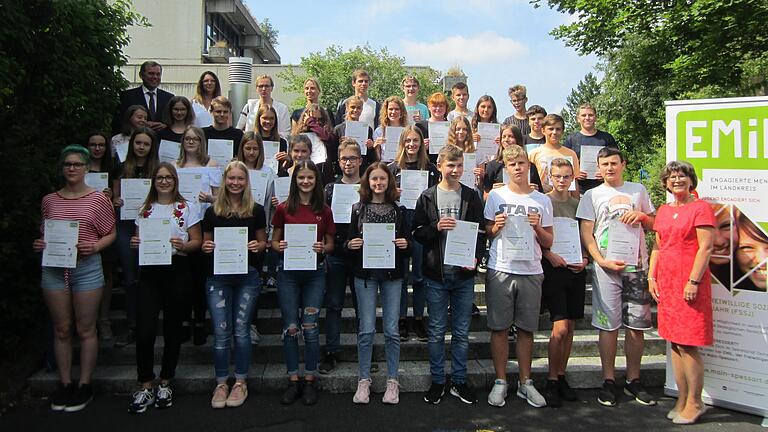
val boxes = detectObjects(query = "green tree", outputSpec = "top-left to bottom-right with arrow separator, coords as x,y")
560,72 -> 600,135
0,0 -> 144,352
280,45 -> 443,112
259,17 -> 279,47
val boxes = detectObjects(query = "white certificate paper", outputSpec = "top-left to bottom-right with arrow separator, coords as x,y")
605,220 -> 641,265
158,140 -> 180,164
428,121 -> 450,155
362,223 -> 396,269
178,171 -> 204,203
274,176 -> 291,203
115,142 -> 129,163
459,153 -> 477,188
444,220 -> 478,268
85,172 -> 108,191
400,170 -> 429,210
42,220 -> 79,268
331,183 -> 360,224
138,218 -> 172,266
120,179 -> 151,220
213,227 -> 248,275
382,126 -> 404,161
500,215 -> 534,261
580,145 -> 603,179
476,122 -> 500,163
263,140 -> 280,173
551,217 -> 582,264
284,224 -> 317,271
208,139 -> 234,167
345,121 -> 369,156
249,170 -> 271,205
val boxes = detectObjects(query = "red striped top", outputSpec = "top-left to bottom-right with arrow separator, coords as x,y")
41,191 -> 115,245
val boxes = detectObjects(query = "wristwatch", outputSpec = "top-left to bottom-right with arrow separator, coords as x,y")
688,279 -> 700,286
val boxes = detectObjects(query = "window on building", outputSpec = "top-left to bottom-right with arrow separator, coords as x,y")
204,14 -> 244,57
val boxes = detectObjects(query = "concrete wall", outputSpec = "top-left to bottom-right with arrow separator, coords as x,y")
124,0 -> 206,64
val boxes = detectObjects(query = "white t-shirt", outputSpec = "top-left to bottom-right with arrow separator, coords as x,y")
192,101 -> 213,128
135,200 -> 202,256
447,109 -> 473,123
575,181 -> 655,270
484,187 -> 553,275
176,166 -> 222,219
237,98 -> 291,138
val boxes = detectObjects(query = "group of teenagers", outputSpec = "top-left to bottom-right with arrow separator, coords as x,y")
35,61 -> 717,426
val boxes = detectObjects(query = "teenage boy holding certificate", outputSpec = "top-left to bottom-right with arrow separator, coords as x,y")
484,145 -> 553,408
413,145 -> 485,405
575,147 -> 656,408
540,158 -> 588,408
319,138 -> 363,375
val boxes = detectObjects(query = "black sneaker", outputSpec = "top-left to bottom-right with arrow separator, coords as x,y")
449,383 -> 477,404
413,318 -> 428,342
472,303 -> 481,316
50,383 -> 75,411
423,382 -> 445,404
597,379 -> 618,407
128,387 -> 154,414
114,328 -> 136,348
398,319 -> 409,341
557,375 -> 578,401
624,379 -> 656,406
319,353 -> 337,375
280,380 -> 302,405
508,326 -> 518,342
65,383 -> 94,412
543,380 -> 562,408
302,380 -> 318,406
370,363 -> 379,373
155,383 -> 173,409
265,276 -> 277,289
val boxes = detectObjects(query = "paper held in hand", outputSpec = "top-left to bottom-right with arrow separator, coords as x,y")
42,220 -> 79,268
444,220 -> 478,268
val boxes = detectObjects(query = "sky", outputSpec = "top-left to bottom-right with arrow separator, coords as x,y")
244,0 -> 597,120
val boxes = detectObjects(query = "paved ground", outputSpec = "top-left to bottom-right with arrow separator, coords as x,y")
3,387 -> 764,431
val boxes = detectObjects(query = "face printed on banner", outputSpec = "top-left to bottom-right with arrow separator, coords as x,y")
735,219 -> 768,291
711,204 -> 732,265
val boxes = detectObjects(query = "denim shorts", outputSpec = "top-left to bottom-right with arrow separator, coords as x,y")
41,253 -> 104,292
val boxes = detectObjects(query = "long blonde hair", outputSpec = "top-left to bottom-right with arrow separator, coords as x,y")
176,125 -> 211,167
394,125 -> 430,170
447,116 -> 474,153
213,161 -> 255,218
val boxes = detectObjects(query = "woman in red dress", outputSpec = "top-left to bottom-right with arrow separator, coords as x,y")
649,161 -> 715,425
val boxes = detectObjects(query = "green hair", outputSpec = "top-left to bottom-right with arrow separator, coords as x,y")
59,144 -> 90,166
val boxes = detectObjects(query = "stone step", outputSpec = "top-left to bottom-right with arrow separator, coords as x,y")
105,303 -> 649,336
106,283 -> 596,310
84,329 -> 666,365
28,355 -> 664,395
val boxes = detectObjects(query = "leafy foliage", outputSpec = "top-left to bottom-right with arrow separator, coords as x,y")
0,0 -> 144,353
279,45 -> 443,111
533,0 -> 768,205
259,17 -> 279,47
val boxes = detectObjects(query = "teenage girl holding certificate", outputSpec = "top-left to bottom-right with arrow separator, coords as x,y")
373,96 -> 409,162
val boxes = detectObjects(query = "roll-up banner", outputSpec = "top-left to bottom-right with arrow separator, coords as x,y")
665,96 -> 768,417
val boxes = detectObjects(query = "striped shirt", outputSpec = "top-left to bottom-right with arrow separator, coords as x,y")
41,191 -> 115,245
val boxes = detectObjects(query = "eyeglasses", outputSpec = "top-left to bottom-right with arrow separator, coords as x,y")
668,174 -> 689,181
184,136 -> 201,143
155,175 -> 175,183
63,162 -> 87,169
340,156 -> 360,163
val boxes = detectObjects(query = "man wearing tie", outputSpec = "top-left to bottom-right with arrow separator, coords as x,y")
113,61 -> 174,134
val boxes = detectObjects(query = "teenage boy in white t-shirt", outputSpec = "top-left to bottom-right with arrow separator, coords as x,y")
484,145 -> 553,408
576,147 -> 657,408
446,82 -> 473,122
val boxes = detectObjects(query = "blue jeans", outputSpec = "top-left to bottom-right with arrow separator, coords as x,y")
278,266 -> 326,377
355,276 -> 401,379
323,255 -> 356,355
206,267 -> 261,382
424,274 -> 474,385
401,209 -> 425,318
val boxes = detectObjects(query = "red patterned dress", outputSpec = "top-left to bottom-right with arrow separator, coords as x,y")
653,199 -> 715,346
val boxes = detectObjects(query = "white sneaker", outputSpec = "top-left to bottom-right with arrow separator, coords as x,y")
517,379 -> 547,408
250,324 -> 260,345
487,379 -> 508,407
352,378 -> 371,404
382,378 -> 400,404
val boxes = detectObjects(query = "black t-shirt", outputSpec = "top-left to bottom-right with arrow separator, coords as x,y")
563,130 -> 618,192
483,159 -> 543,192
157,128 -> 183,143
201,204 -> 267,269
203,126 -> 244,157
524,134 -> 545,145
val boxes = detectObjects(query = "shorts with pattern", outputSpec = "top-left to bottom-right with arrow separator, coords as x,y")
591,264 -> 652,331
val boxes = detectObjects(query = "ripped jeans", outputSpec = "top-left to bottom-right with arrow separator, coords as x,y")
277,266 -> 326,377
206,267 -> 261,383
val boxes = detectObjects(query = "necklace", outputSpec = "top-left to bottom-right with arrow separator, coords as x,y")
672,194 -> 694,219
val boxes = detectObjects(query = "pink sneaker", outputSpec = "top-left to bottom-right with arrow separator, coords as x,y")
382,378 -> 400,404
211,384 -> 229,409
353,378 -> 371,404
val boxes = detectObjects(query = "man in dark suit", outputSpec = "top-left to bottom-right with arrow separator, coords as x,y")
112,60 -> 174,134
